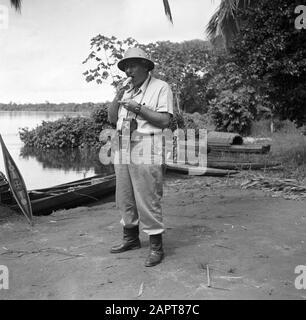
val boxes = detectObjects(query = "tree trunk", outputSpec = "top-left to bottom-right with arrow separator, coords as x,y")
175,91 -> 181,114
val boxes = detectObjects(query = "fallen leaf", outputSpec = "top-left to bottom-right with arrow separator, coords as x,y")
137,282 -> 144,297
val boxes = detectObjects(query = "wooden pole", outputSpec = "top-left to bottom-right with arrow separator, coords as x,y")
207,264 -> 211,288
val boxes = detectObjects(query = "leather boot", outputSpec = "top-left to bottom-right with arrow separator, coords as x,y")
145,234 -> 164,267
110,226 -> 141,253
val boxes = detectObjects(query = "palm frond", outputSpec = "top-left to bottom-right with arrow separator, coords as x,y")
163,0 -> 173,24
206,0 -> 253,45
10,0 -> 22,12
206,9 -> 220,39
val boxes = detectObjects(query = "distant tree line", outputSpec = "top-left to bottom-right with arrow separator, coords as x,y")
0,102 -> 110,113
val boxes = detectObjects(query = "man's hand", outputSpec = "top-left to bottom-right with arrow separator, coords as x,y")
118,100 -> 170,128
118,99 -> 139,113
109,79 -> 131,124
115,77 -> 132,98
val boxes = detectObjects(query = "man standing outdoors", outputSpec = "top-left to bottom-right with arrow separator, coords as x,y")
108,47 -> 173,267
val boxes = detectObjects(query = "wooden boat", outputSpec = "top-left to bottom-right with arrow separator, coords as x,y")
1,174 -> 116,216
207,160 -> 281,170
0,171 -> 9,193
165,163 -> 238,176
0,134 -> 33,224
209,143 -> 271,154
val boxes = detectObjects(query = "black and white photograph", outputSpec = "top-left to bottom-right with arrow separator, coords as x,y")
0,0 -> 306,304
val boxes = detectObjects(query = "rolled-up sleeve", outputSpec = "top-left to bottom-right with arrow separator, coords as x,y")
156,84 -> 174,115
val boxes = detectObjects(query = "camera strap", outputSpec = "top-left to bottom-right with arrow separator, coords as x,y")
127,75 -> 152,120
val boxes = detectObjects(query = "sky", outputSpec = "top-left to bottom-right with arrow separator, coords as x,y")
0,0 -> 220,103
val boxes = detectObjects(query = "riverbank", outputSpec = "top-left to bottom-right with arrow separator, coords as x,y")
0,172 -> 305,300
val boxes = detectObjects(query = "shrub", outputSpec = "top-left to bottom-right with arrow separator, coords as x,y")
182,112 -> 214,130
90,103 -> 111,125
205,59 -> 272,135
168,112 -> 185,131
19,116 -> 111,150
168,112 -> 212,133
19,102 -> 114,150
208,88 -> 254,135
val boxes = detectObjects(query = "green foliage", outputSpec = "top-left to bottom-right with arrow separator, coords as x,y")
90,104 -> 111,126
144,40 -> 211,103
83,36 -> 211,113
20,117 -> 93,149
82,35 -> 138,88
182,112 -> 213,130
168,113 -> 185,132
229,0 -> 306,126
208,89 -> 253,135
205,57 -> 272,134
206,0 -> 254,46
19,104 -> 112,150
203,0 -> 306,132
167,112 -> 210,133
179,75 -> 208,113
19,108 -> 207,150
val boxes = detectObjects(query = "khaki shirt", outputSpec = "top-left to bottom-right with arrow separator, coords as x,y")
117,75 -> 174,135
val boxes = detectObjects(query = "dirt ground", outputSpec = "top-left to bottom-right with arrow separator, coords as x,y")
0,172 -> 305,300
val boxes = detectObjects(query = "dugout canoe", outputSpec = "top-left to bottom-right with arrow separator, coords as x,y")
1,174 -> 116,216
0,134 -> 33,225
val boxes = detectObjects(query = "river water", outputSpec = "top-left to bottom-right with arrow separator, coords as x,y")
0,111 -> 113,190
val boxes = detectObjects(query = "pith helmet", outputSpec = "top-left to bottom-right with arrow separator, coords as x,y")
118,47 -> 154,72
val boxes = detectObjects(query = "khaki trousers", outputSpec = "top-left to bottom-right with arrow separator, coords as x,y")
114,161 -> 165,235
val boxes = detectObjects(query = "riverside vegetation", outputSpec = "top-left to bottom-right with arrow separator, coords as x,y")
17,104 -> 306,179
19,104 -> 112,149
18,104 -> 209,150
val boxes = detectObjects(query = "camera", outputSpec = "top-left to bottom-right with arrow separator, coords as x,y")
121,118 -> 138,135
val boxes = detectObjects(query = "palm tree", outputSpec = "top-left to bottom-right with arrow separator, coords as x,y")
206,0 -> 253,47
10,0 -> 21,11
9,0 -> 173,23
163,0 -> 173,24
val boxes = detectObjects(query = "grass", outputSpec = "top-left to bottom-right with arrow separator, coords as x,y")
251,120 -> 306,180
269,132 -> 306,180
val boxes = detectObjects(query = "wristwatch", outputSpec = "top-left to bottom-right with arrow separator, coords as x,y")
134,103 -> 142,115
